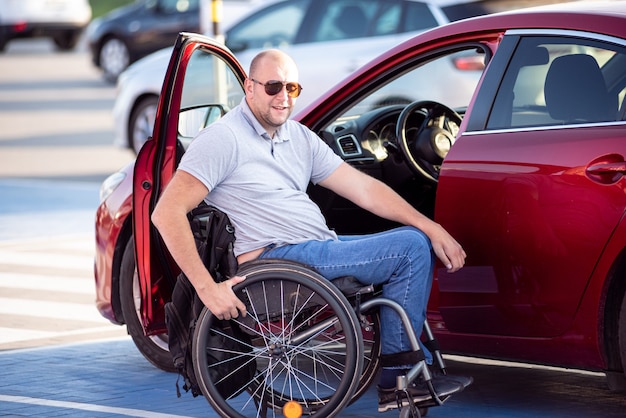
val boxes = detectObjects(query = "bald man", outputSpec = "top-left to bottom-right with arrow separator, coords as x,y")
152,49 -> 470,412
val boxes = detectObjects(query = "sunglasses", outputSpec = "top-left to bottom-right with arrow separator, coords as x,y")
250,78 -> 303,98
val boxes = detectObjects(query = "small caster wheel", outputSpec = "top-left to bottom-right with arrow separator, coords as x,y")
399,405 -> 424,418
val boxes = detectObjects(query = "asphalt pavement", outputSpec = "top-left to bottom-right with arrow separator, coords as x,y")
2,336 -> 626,418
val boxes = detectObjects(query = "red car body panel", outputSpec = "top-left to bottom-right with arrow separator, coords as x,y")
94,2 -> 626,373
434,125 -> 626,369
94,162 -> 134,324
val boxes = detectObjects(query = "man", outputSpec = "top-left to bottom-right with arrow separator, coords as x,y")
152,49 -> 471,412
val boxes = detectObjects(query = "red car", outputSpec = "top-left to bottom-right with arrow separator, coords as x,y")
95,1 -> 626,391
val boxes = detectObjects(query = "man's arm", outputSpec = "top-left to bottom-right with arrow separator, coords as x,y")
318,162 -> 466,272
151,170 -> 246,319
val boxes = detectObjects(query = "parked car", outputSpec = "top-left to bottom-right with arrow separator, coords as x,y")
85,0 -> 266,82
94,0 -> 626,393
112,0 -> 489,153
0,0 -> 91,51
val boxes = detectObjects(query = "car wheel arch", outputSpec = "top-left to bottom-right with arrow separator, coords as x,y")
598,235 -> 626,393
600,246 -> 626,390
110,217 -> 134,325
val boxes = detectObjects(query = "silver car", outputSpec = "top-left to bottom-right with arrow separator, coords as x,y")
113,0 -> 488,153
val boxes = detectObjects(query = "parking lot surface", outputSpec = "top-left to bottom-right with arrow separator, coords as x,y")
2,336 -> 626,417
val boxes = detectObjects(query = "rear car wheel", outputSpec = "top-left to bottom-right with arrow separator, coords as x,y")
120,237 -> 176,372
99,36 -> 130,82
129,96 -> 158,154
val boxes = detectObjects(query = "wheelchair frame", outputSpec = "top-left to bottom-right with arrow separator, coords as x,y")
191,260 -> 448,418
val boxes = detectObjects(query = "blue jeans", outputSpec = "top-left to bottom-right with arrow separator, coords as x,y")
259,226 -> 435,365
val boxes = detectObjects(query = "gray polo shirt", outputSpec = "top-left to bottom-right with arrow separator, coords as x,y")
179,99 -> 343,256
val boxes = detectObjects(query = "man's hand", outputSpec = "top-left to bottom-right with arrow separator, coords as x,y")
428,224 -> 466,273
198,275 -> 248,320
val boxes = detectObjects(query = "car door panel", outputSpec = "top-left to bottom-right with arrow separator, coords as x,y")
435,125 -> 626,338
133,34 -> 246,334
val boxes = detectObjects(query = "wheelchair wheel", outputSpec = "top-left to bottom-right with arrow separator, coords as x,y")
193,261 -> 364,417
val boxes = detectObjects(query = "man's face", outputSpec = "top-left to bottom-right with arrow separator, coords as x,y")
246,56 -> 299,136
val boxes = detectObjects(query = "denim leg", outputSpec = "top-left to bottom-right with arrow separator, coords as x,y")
259,226 -> 435,364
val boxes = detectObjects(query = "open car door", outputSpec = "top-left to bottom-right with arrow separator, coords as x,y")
132,33 -> 246,334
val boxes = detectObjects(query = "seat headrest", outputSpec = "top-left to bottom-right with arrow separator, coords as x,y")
544,54 -> 616,123
334,6 -> 367,38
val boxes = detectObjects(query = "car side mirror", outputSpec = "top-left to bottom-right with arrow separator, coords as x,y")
178,104 -> 227,139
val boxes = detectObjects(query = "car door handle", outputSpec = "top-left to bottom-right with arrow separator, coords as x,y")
586,161 -> 626,184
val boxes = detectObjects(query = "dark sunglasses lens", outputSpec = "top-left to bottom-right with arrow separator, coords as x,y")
264,81 -> 284,95
285,83 -> 302,98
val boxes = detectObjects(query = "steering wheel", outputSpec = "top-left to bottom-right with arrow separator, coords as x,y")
395,100 -> 461,182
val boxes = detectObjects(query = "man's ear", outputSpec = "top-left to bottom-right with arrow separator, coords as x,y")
244,78 -> 254,96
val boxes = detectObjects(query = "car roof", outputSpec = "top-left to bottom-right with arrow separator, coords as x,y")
422,0 -> 626,41
375,0 -> 626,68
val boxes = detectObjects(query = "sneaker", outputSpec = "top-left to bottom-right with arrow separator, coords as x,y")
377,374 -> 464,413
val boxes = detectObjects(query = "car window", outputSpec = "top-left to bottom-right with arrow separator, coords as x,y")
225,0 -> 309,51
311,0 -> 386,41
402,1 -> 439,33
178,47 -> 245,146
337,47 -> 486,119
308,0 -> 439,42
487,36 -> 626,130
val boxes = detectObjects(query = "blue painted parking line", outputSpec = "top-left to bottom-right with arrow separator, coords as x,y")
1,337 -> 624,417
0,179 -> 100,241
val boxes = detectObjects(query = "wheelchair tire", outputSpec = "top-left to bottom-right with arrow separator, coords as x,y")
193,261 -> 364,417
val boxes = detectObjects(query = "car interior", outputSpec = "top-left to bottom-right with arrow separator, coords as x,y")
487,36 -> 626,130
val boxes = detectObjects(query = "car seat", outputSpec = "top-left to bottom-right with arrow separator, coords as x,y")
334,5 -> 368,39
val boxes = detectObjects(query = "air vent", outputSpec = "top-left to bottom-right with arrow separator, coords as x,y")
336,135 -> 362,157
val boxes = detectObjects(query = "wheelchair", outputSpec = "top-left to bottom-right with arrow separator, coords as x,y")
191,258 -> 452,418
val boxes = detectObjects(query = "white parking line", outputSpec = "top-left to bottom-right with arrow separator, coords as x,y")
0,395 -> 194,418
0,297 -> 109,322
0,325 -> 122,345
0,272 -> 94,294
0,249 -> 92,269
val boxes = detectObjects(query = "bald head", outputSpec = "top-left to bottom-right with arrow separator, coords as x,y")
249,49 -> 299,82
